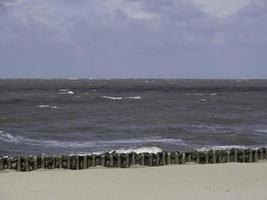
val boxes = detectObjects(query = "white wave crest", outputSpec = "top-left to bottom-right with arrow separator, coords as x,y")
0,131 -> 185,149
102,96 -> 123,100
197,145 -> 258,151
58,89 -> 74,95
113,146 -> 162,154
210,93 -> 218,96
102,96 -> 142,100
254,129 -> 267,134
37,105 -> 58,109
184,93 -> 205,96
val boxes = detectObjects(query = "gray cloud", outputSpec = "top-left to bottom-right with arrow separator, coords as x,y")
0,0 -> 266,78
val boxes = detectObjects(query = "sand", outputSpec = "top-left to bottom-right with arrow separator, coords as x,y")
0,162 -> 267,200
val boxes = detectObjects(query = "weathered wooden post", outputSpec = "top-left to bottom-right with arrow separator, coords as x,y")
66,155 -> 71,169
167,152 -> 171,165
227,151 -> 230,163
174,152 -> 179,164
182,152 -> 186,164
212,150 -> 216,164
118,154 -> 121,168
25,156 -> 29,171
188,153 -> 192,163
148,153 -> 153,166
0,156 -> 3,170
234,149 -> 238,162
92,154 -> 96,167
249,149 -> 253,163
196,152 -> 200,164
41,155 -> 45,169
101,154 -> 105,167
242,150 -> 246,163
141,153 -> 145,166
83,156 -> 87,169
76,155 -> 79,170
255,149 -> 258,162
125,153 -> 130,168
17,157 -> 21,171
156,153 -> 160,166
110,154 -> 114,167
131,153 -> 135,166
259,148 -> 264,160
7,157 -> 12,169
33,156 -> 38,170
205,151 -> 209,164
162,152 -> 166,165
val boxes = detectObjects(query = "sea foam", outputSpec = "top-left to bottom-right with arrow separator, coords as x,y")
102,96 -> 142,100
37,105 -> 58,109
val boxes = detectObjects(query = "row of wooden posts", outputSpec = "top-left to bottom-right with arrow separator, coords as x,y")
0,148 -> 266,171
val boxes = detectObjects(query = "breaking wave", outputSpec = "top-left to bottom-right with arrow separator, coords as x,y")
37,105 -> 58,109
58,89 -> 74,95
102,96 -> 142,100
0,131 -> 184,149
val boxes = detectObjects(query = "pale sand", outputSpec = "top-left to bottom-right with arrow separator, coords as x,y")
0,163 -> 267,200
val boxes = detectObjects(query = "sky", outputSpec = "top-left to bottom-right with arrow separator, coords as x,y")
0,0 -> 266,78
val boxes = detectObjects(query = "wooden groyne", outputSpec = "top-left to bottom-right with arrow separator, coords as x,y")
0,148 -> 266,171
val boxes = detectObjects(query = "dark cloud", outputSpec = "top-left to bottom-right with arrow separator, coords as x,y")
0,0 -> 266,78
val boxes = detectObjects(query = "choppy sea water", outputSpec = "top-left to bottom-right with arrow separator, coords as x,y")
0,79 -> 267,155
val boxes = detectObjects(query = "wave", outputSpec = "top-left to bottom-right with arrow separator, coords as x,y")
197,145 -> 261,151
0,131 -> 184,149
58,89 -> 74,95
113,146 -> 162,154
254,129 -> 267,134
102,96 -> 142,100
184,93 -> 205,96
37,105 -> 58,109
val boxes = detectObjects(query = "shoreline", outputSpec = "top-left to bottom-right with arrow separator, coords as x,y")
1,163 -> 267,200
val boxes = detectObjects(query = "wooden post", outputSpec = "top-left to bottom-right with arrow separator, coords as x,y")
162,152 -> 166,165
174,152 -> 179,164
41,155 -> 45,169
67,155 -> 70,169
76,155 -> 79,170
110,154 -> 113,167
83,156 -> 87,169
0,157 -> 3,170
7,157 -> 12,169
33,156 -> 38,170
182,152 -> 186,164
196,152 -> 200,164
188,153 -> 192,163
149,153 -> 153,166
205,151 -> 209,164
131,154 -> 135,166
141,153 -> 145,166
101,155 -> 105,167
255,149 -> 258,162
213,150 -> 216,164
126,153 -> 130,167
234,150 -> 238,162
92,155 -> 96,167
58,156 -> 62,169
227,151 -> 230,163
156,153 -> 160,166
118,154 -> 121,168
249,149 -> 253,163
242,150 -> 246,163
17,157 -> 21,171
25,156 -> 29,171
259,149 -> 264,160
167,152 -> 171,165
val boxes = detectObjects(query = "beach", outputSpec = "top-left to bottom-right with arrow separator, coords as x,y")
0,162 -> 267,200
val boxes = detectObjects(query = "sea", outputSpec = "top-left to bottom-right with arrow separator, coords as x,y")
0,79 -> 267,156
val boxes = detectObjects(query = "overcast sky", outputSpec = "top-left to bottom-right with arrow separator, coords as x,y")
0,0 -> 266,78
